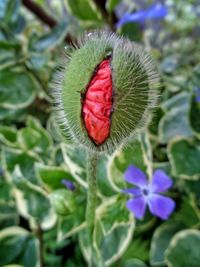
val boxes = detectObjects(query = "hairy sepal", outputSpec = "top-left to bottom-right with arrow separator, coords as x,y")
53,31 -> 159,153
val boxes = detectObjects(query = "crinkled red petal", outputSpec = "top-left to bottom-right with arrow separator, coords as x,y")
82,59 -> 113,145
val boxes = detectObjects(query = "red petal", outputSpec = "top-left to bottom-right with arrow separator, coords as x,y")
82,59 -> 113,145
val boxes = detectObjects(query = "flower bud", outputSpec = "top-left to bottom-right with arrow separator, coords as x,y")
53,31 -> 159,152
50,189 -> 75,216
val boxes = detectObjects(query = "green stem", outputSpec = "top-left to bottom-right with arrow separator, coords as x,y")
86,151 -> 98,266
36,223 -> 45,267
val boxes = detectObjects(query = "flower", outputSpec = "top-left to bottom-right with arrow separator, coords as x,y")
61,179 -> 75,191
123,165 -> 175,220
54,31 -> 159,153
194,88 -> 200,102
116,3 -> 168,28
82,59 -> 112,145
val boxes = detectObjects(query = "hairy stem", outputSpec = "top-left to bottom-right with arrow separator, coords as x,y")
86,151 -> 98,266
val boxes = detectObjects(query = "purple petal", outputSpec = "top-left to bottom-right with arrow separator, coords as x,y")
145,3 -> 168,20
124,165 -> 147,188
116,10 -> 147,27
148,194 -> 175,220
116,3 -> 167,28
126,196 -> 146,219
149,170 -> 173,193
122,188 -> 142,197
194,88 -> 200,103
61,179 -> 75,191
196,95 -> 200,103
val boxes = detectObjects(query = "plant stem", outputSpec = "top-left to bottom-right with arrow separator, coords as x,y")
36,224 -> 45,267
86,151 -> 98,266
22,0 -> 73,43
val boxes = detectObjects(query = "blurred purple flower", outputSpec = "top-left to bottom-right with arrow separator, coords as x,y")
123,165 -> 175,220
194,88 -> 200,102
61,179 -> 75,191
116,3 -> 168,28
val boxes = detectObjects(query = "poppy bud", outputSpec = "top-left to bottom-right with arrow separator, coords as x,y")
53,31 -> 159,153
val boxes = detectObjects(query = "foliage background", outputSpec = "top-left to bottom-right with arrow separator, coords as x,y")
0,0 -> 200,267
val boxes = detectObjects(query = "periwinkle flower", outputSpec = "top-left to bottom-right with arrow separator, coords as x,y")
61,179 -> 75,191
123,165 -> 175,220
116,3 -> 168,28
194,87 -> 200,102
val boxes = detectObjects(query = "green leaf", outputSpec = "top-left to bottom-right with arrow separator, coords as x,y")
0,48 -> 17,71
175,197 -> 200,227
189,95 -> 200,134
160,56 -> 178,74
2,265 -> 24,267
52,145 -> 65,166
17,116 -> 53,162
58,214 -> 86,241
50,189 -> 76,216
79,214 -> 134,267
108,139 -> 147,191
161,92 -> 190,112
26,116 -> 52,144
149,107 -> 164,136
17,128 -> 52,162
0,226 -> 38,267
12,166 -> 52,223
0,178 -> 13,202
30,21 -> 69,52
118,23 -> 142,42
168,137 -> 200,179
98,221 -> 134,266
159,106 -> 193,144
9,167 -> 55,229
61,143 -> 87,188
47,115 -> 66,143
79,196 -> 134,266
0,106 -> 26,121
57,193 -> 87,239
122,238 -> 149,263
106,0 -> 120,13
153,162 -> 171,176
96,155 -> 116,197
150,222 -> 183,266
27,52 -> 50,71
61,148 -> 115,197
96,197 -> 130,234
2,147 -> 41,184
122,259 -> 148,267
0,0 -> 20,25
0,202 -> 18,230
66,0 -> 102,22
0,39 -> 21,50
182,180 -> 200,203
0,126 -> 17,147
165,229 -> 200,267
36,164 -> 74,191
18,128 -> 43,150
0,69 -> 37,109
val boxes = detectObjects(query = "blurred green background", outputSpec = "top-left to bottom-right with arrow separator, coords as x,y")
0,0 -> 200,267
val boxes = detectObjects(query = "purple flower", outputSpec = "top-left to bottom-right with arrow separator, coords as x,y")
123,165 -> 175,220
61,179 -> 75,191
116,3 -> 168,28
194,88 -> 200,102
